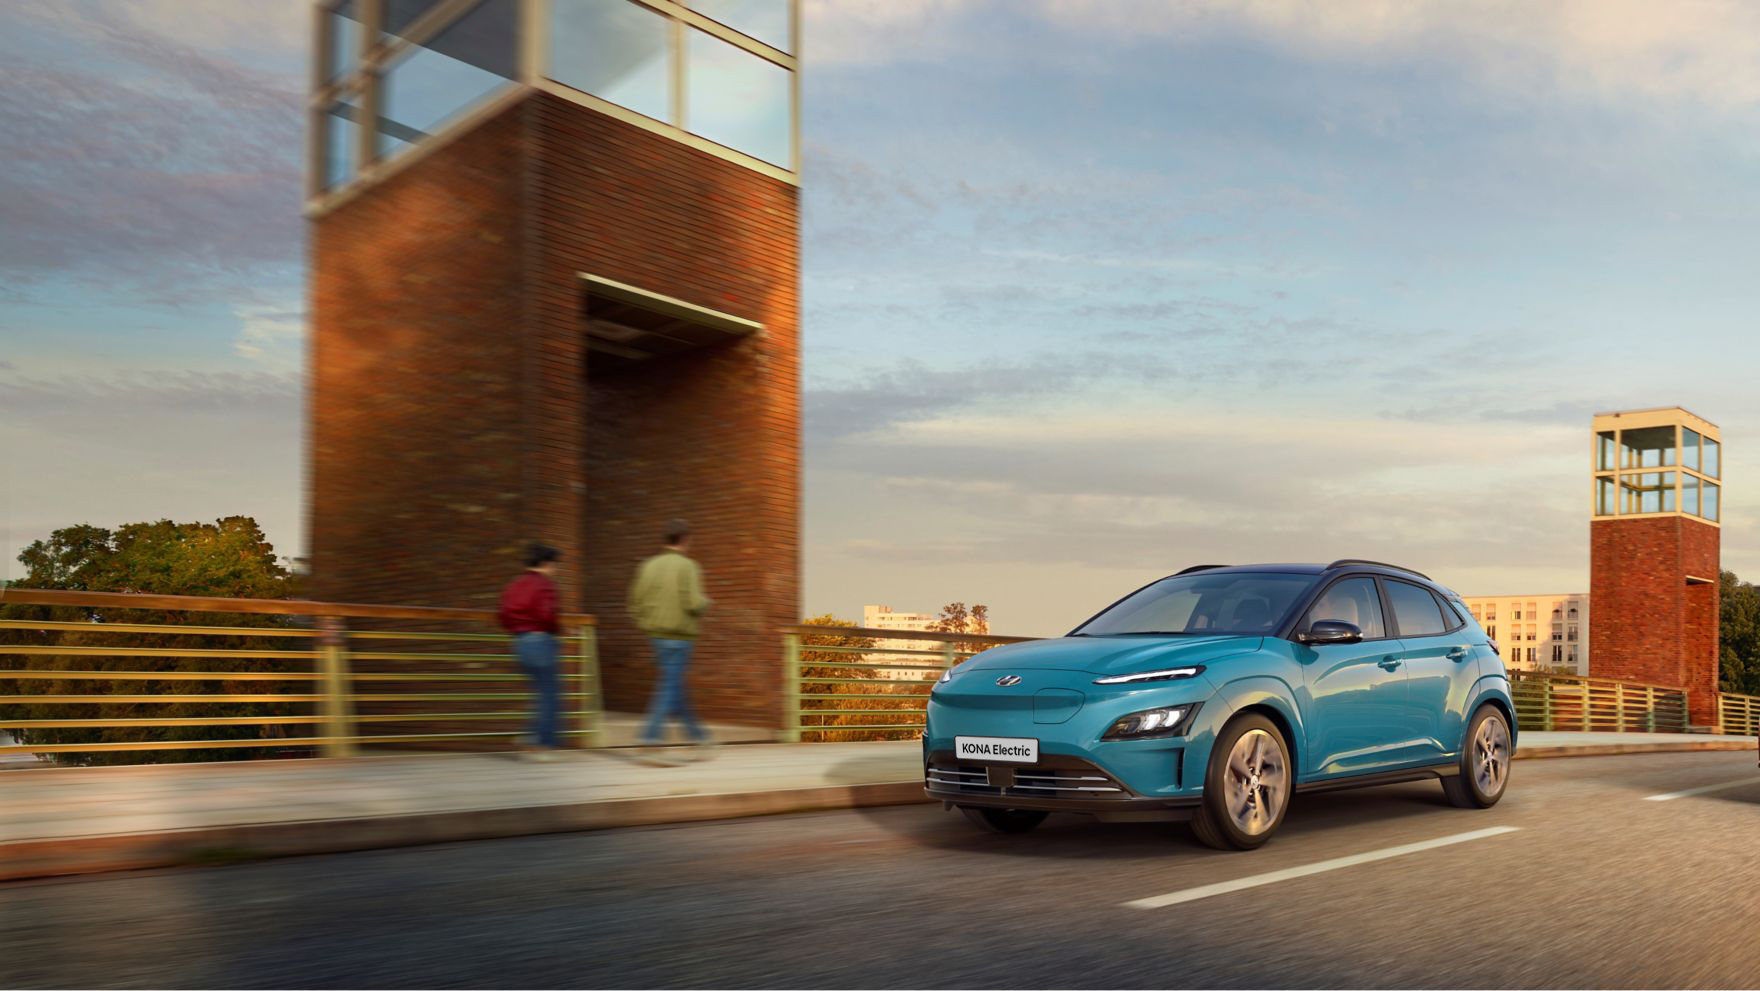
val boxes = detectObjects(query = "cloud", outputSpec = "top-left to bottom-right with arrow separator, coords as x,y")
0,367 -> 300,414
232,299 -> 306,367
806,0 -> 1760,110
0,6 -> 305,301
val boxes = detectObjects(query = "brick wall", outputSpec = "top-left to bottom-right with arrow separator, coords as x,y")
1589,515 -> 1721,726
310,91 -> 800,731
530,93 -> 799,728
309,105 -> 538,611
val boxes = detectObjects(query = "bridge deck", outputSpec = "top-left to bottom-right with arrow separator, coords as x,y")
1,731 -> 1749,881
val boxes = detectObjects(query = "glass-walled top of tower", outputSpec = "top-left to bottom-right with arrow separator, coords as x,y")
311,0 -> 798,204
1592,408 -> 1721,523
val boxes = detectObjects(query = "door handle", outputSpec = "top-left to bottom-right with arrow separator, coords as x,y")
1447,647 -> 1469,663
1378,656 -> 1402,671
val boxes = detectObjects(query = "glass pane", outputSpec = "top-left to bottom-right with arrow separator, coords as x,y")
1683,474 -> 1700,517
1595,475 -> 1616,515
328,0 -> 362,82
1682,427 -> 1701,471
686,27 -> 791,165
1072,572 -> 1317,636
1303,578 -> 1385,639
1597,431 -> 1617,471
1620,425 -> 1676,469
549,0 -> 673,123
323,93 -> 361,189
1704,438 -> 1721,479
384,0 -> 446,38
1704,482 -> 1720,522
379,0 -> 518,158
1620,472 -> 1675,514
689,0 -> 791,51
1385,580 -> 1446,638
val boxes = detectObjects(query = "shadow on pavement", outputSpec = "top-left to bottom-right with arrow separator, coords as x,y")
832,752 -> 1463,859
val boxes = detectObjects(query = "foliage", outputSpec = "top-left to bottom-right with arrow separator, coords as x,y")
1720,570 -> 1760,696
929,601 -> 993,658
795,603 -> 997,743
797,613 -> 932,743
0,518 -> 307,766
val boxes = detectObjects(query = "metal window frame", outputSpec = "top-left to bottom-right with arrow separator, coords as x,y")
1589,412 -> 1723,527
306,0 -> 800,213
530,0 -> 799,181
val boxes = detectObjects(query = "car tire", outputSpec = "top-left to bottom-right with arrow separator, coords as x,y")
959,806 -> 1049,834
1442,704 -> 1511,809
1191,713 -> 1292,851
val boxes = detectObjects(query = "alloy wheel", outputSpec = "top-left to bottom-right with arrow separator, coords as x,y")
1473,713 -> 1510,797
1224,728 -> 1288,836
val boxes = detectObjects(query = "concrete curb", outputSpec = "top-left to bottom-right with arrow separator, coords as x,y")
3,742 -> 1751,883
1513,740 -> 1753,759
0,781 -> 928,883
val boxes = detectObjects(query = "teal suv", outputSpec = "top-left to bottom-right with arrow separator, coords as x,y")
924,561 -> 1513,850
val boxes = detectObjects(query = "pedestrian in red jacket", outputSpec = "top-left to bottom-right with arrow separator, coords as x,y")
498,544 -> 562,761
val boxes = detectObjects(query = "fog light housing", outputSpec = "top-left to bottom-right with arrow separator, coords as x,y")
1103,703 -> 1200,740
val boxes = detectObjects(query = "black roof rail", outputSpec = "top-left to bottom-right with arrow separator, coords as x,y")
1175,564 -> 1231,575
1325,559 -> 1430,580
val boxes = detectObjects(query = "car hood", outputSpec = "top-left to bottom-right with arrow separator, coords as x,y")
957,635 -> 1265,676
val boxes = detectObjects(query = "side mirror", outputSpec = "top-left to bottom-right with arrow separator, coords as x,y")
1298,620 -> 1362,645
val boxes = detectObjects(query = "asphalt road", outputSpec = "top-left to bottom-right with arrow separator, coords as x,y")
5,751 -> 1760,989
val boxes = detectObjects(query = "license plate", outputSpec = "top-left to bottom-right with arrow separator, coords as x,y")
955,736 -> 1039,763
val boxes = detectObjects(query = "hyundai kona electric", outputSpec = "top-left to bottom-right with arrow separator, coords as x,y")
924,560 -> 1514,850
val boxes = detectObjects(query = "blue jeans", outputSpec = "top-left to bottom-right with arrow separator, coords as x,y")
641,638 -> 706,744
515,632 -> 561,748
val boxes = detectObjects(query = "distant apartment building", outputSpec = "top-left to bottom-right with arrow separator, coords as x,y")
1460,594 -> 1589,674
863,605 -> 940,679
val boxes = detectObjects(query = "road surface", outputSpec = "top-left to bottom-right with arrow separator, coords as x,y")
4,750 -> 1760,988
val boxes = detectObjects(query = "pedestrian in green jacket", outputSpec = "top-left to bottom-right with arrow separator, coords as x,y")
630,520 -> 712,754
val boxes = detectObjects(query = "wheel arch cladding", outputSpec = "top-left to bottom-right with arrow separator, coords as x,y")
1468,677 -> 1518,745
1215,676 -> 1304,780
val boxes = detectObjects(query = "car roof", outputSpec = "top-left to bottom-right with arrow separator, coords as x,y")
1172,561 -> 1454,592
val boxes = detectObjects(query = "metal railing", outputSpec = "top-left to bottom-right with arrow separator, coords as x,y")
1509,669 -> 1689,733
781,625 -> 1038,742
0,588 -> 599,763
1719,691 -> 1760,737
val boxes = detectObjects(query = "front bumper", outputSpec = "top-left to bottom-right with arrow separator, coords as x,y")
923,749 -> 1202,822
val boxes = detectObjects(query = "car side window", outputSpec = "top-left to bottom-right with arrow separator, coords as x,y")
1302,577 -> 1386,640
1436,593 -> 1469,633
1386,579 -> 1447,637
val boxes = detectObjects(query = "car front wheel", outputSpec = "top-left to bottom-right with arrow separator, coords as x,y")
1191,713 -> 1292,850
1442,704 -> 1511,808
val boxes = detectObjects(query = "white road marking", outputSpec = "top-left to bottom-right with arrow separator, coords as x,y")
1642,776 -> 1760,802
1124,826 -> 1522,910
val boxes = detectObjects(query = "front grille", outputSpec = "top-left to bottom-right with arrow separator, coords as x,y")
925,757 -> 1132,800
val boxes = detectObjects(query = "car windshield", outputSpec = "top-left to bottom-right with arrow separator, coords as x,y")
1071,572 -> 1318,637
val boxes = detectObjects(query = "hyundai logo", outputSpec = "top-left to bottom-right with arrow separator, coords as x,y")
995,675 -> 1023,687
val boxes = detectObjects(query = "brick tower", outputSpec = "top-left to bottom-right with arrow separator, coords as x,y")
1589,408 -> 1722,728
305,0 -> 800,728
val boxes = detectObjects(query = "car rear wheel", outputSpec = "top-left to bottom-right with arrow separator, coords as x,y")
1442,704 -> 1511,808
960,806 -> 1049,833
1191,713 -> 1291,851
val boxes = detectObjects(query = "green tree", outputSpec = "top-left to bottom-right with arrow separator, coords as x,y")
1720,570 -> 1760,696
0,517 -> 303,766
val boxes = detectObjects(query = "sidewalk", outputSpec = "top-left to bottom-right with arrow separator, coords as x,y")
2,732 -> 1750,881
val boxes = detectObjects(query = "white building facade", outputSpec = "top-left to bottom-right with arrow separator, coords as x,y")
862,605 -> 941,680
1460,594 -> 1589,675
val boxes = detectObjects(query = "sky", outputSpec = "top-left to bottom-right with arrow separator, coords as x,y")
3,1 -> 1759,636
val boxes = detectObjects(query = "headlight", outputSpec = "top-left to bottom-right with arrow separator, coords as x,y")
937,667 -> 956,684
1103,703 -> 1200,740
1093,666 -> 1204,685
